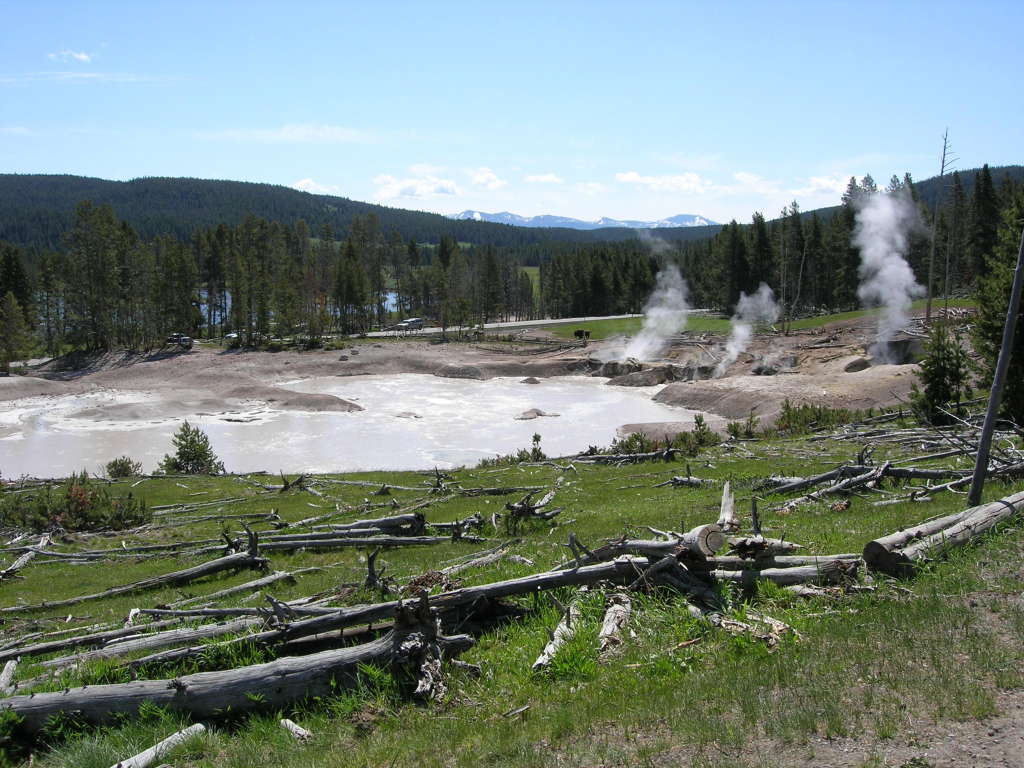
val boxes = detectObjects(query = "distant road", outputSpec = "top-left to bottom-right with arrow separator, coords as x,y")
365,313 -> 643,338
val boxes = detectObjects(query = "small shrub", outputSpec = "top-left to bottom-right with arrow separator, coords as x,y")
105,455 -> 143,478
772,399 -> 863,436
0,472 -> 150,532
477,433 -> 547,467
159,421 -> 225,475
911,321 -> 973,425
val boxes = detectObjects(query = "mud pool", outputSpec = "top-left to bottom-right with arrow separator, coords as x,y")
0,375 -> 700,477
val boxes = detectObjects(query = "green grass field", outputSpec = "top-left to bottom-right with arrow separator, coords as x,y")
543,297 -> 977,340
1,418 -> 1020,767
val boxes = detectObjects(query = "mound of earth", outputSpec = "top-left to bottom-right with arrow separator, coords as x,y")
224,385 -> 363,412
0,376 -> 71,402
433,364 -> 485,380
515,408 -> 560,420
520,377 -> 541,384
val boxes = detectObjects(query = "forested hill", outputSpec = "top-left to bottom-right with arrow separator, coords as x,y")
0,175 -> 722,252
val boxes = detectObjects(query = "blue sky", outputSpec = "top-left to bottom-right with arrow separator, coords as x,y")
1,0 -> 1021,223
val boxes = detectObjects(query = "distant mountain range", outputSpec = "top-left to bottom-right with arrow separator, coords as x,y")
448,211 -> 717,230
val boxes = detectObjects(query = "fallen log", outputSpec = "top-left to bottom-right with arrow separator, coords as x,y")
573,449 -> 680,465
653,475 -> 714,488
258,535 -> 480,553
0,618 -> 185,664
712,558 -> 857,587
0,659 -> 17,695
168,567 -> 319,608
111,558 -> 656,668
699,554 -> 860,571
532,598 -> 582,670
863,490 -> 1024,575
280,718 -> 312,742
0,601 -> 474,735
0,534 -> 51,581
717,482 -> 739,533
727,536 -> 802,558
109,723 -> 207,768
0,549 -> 267,615
40,618 -> 263,670
597,593 -> 631,655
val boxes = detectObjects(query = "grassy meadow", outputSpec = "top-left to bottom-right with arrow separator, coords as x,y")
1,422 -> 1022,767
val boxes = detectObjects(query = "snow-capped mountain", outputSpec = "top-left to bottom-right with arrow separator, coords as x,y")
447,211 -> 717,230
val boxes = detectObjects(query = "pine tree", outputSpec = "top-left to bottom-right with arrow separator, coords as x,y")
967,164 -> 999,283
973,187 -> 1024,421
0,292 -> 30,374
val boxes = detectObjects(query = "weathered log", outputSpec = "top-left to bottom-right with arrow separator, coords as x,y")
699,554 -> 860,570
40,618 -> 263,670
440,540 -> 518,576
258,535 -> 479,553
0,609 -> 474,734
864,490 -> 1024,575
597,593 -> 632,655
328,512 -> 426,535
573,448 -> 680,465
114,558 -> 656,667
727,536 -> 802,558
783,462 -> 892,507
717,482 -> 739,533
532,598 -> 582,670
280,718 -> 312,742
0,549 -> 267,615
712,558 -> 857,587
109,723 -> 207,768
653,475 -> 714,488
0,659 -> 17,695
0,618 -> 185,664
168,568 -> 319,609
0,534 -> 50,581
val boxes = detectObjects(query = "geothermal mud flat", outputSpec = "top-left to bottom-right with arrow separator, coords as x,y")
0,357 -> 701,477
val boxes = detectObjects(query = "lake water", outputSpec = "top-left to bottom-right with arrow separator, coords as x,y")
0,374 -> 697,477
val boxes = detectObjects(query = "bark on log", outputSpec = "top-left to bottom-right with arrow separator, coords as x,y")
0,550 -> 267,615
863,490 -> 1024,575
109,723 -> 207,768
727,536 -> 803,558
699,554 -> 860,570
1,612 -> 473,734
597,593 -> 631,655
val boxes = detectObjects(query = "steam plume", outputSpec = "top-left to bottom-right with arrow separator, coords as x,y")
715,283 -> 779,377
622,264 -> 690,360
853,191 -> 924,362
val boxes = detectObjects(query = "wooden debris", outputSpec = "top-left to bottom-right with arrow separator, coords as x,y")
109,723 -> 207,768
597,593 -> 632,655
717,482 -> 739,533
0,534 -> 51,581
280,718 -> 312,742
0,659 -> 17,695
533,597 -> 582,670
1,600 -> 473,733
863,490 -> 1024,575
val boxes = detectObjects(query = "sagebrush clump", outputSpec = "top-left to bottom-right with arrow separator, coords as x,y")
0,472 -> 150,532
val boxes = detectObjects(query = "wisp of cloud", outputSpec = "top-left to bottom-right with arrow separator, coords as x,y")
853,191 -> 924,362
622,264 -> 691,360
715,283 -> 779,377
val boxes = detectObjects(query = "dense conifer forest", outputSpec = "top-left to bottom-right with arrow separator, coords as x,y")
0,165 -> 1021,359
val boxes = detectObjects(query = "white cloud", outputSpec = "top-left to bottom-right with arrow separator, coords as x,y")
470,167 -> 507,190
291,178 -> 340,194
48,49 -> 91,63
196,123 -> 367,143
374,170 -> 461,200
525,173 -> 563,184
615,170 -> 711,194
788,175 -> 849,197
